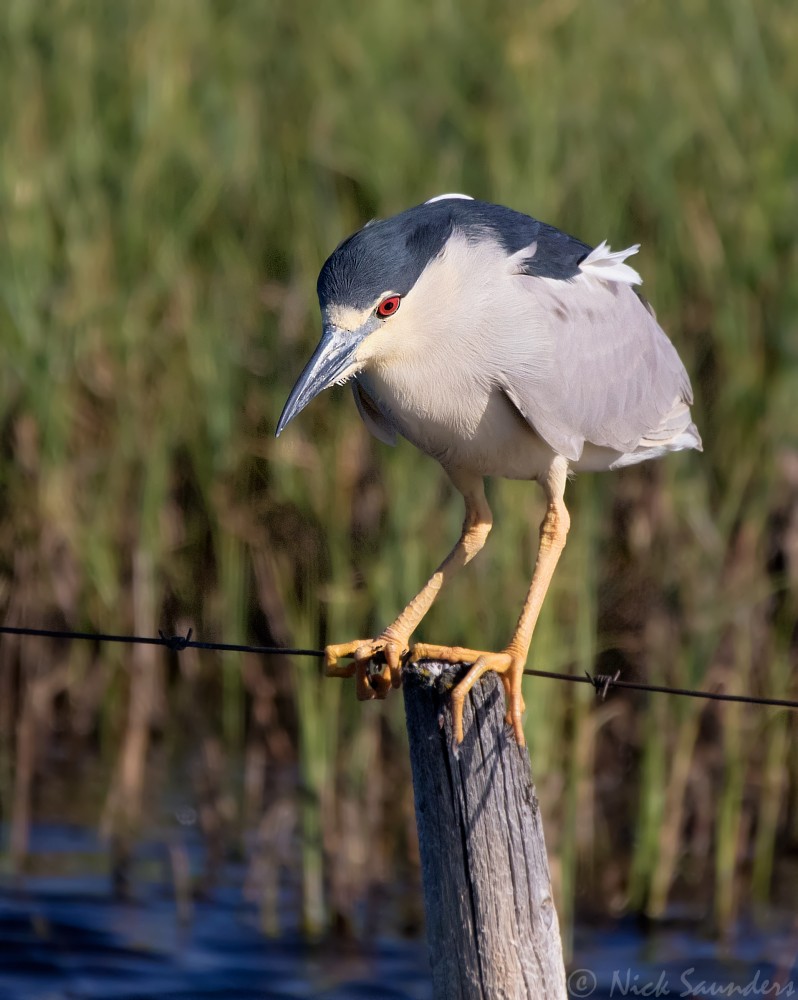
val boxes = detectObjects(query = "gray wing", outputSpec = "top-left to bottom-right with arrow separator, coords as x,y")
352,380 -> 397,446
496,273 -> 695,462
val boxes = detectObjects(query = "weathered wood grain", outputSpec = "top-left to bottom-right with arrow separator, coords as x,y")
403,660 -> 567,1000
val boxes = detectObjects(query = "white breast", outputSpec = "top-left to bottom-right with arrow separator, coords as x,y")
357,368 -> 557,480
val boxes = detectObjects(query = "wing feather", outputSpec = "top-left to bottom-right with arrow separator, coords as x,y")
352,380 -> 397,446
496,272 -> 697,461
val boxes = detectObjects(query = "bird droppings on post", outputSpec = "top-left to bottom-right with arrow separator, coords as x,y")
277,194 -> 701,749
410,659 -> 471,687
408,658 -> 513,758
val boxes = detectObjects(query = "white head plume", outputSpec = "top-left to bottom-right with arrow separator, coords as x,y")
424,193 -> 475,204
579,240 -> 642,285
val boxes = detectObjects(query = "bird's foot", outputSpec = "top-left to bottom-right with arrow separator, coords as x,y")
325,632 -> 408,700
408,643 -> 527,746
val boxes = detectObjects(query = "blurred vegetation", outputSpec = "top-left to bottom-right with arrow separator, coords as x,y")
0,0 -> 796,942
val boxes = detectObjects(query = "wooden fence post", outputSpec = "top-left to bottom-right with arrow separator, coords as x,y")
403,660 -> 567,1000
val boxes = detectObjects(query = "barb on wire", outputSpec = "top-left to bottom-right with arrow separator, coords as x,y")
159,628 -> 193,652
585,669 -> 621,700
0,623 -> 796,712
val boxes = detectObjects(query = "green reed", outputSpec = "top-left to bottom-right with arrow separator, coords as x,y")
0,0 -> 796,935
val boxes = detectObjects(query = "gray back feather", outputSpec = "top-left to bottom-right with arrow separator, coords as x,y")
496,274 -> 695,460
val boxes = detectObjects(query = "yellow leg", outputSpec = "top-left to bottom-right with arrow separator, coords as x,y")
325,469 -> 493,700
411,457 -> 570,745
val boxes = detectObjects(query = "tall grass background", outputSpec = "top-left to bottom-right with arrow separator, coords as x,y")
0,0 -> 796,941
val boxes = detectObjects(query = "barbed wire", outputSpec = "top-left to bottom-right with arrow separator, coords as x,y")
0,624 -> 323,659
0,623 -> 796,711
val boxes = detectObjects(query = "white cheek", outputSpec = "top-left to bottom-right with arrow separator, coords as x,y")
326,303 -> 372,331
356,320 -> 408,367
355,234 -> 510,370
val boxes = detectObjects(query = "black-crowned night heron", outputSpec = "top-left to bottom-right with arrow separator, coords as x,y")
276,195 -> 701,745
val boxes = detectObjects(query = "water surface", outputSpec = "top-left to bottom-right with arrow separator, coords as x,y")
2,825 -> 795,999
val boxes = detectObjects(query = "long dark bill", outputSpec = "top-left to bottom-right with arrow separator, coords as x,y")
275,325 -> 363,436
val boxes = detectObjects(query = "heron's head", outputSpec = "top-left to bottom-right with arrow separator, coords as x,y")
275,194 -> 584,435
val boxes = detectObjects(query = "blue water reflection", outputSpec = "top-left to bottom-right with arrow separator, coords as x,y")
1,825 -> 796,999
0,877 -> 434,999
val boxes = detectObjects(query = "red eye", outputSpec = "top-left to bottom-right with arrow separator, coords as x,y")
376,295 -> 401,318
